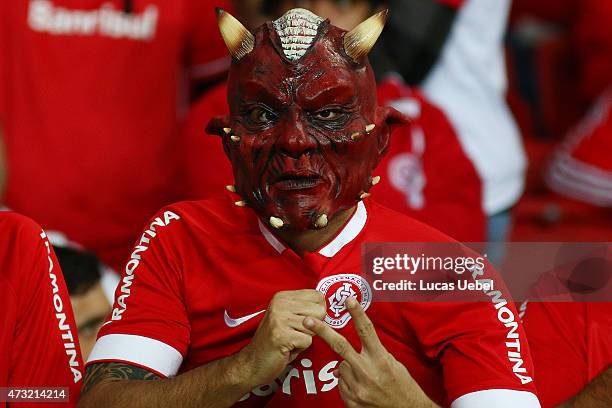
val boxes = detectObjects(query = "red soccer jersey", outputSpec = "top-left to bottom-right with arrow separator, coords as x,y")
181,79 -> 485,241
0,212 -> 83,407
521,301 -> 612,408
89,195 -> 538,407
0,0 -> 231,272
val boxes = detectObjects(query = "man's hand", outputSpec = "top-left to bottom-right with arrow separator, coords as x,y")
240,289 -> 327,387
80,290 -> 326,408
304,297 -> 438,408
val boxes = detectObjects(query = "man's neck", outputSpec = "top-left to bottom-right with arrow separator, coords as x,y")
274,205 -> 357,257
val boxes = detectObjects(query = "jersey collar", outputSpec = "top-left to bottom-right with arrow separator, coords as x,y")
258,200 -> 368,258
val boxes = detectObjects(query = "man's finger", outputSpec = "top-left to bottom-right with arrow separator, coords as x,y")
346,297 -> 384,354
286,315 -> 317,335
338,360 -> 358,387
290,289 -> 326,304
338,377 -> 358,408
303,317 -> 360,366
287,300 -> 327,320
285,330 -> 313,354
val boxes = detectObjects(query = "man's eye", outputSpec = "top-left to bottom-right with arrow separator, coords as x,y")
314,110 -> 342,121
249,107 -> 276,124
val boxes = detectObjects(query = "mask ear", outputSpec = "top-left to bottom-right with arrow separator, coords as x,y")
376,106 -> 410,158
206,115 -> 238,160
206,116 -> 231,138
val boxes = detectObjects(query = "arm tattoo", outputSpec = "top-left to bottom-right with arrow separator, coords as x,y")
82,362 -> 160,395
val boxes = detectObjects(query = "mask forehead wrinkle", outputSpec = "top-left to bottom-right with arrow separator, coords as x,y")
297,71 -> 357,108
239,75 -> 291,110
292,40 -> 362,108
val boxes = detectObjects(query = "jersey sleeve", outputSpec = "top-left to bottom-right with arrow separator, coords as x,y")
185,0 -> 232,83
88,209 -> 189,378
404,263 -> 540,407
0,213 -> 84,406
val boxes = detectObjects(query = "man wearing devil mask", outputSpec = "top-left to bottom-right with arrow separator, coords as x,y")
79,8 -> 540,408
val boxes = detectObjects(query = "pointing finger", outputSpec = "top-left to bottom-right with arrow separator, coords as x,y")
346,297 -> 384,354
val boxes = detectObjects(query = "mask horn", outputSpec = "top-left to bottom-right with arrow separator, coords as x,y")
343,9 -> 388,62
216,8 -> 255,60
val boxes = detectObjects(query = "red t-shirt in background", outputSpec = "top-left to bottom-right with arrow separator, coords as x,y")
180,79 -> 485,242
0,212 -> 83,407
0,0 -> 231,272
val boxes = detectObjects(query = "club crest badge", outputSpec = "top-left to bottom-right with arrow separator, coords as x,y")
316,274 -> 372,328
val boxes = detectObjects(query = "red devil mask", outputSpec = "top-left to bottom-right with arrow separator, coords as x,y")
207,8 -> 406,231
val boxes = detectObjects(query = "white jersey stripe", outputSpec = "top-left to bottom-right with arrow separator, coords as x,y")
88,334 -> 183,378
319,200 -> 368,258
451,389 -> 541,408
258,200 -> 368,257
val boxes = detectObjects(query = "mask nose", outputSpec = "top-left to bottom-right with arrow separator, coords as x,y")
275,108 -> 318,159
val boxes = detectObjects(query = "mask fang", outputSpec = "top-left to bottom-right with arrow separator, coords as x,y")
269,216 -> 285,229
314,214 -> 328,228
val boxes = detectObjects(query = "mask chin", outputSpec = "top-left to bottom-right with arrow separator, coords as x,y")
256,194 -> 360,232
248,195 -> 328,231
257,203 -> 328,232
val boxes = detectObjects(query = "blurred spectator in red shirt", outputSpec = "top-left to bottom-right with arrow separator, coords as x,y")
545,87 -> 612,207
0,0 -> 231,272
544,0 -> 612,207
1,212 -> 84,406
375,78 -> 485,241
417,0 -> 525,252
513,0 -> 612,118
512,0 -> 612,208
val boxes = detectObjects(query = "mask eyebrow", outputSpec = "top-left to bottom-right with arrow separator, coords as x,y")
299,84 -> 357,110
240,80 -> 291,109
